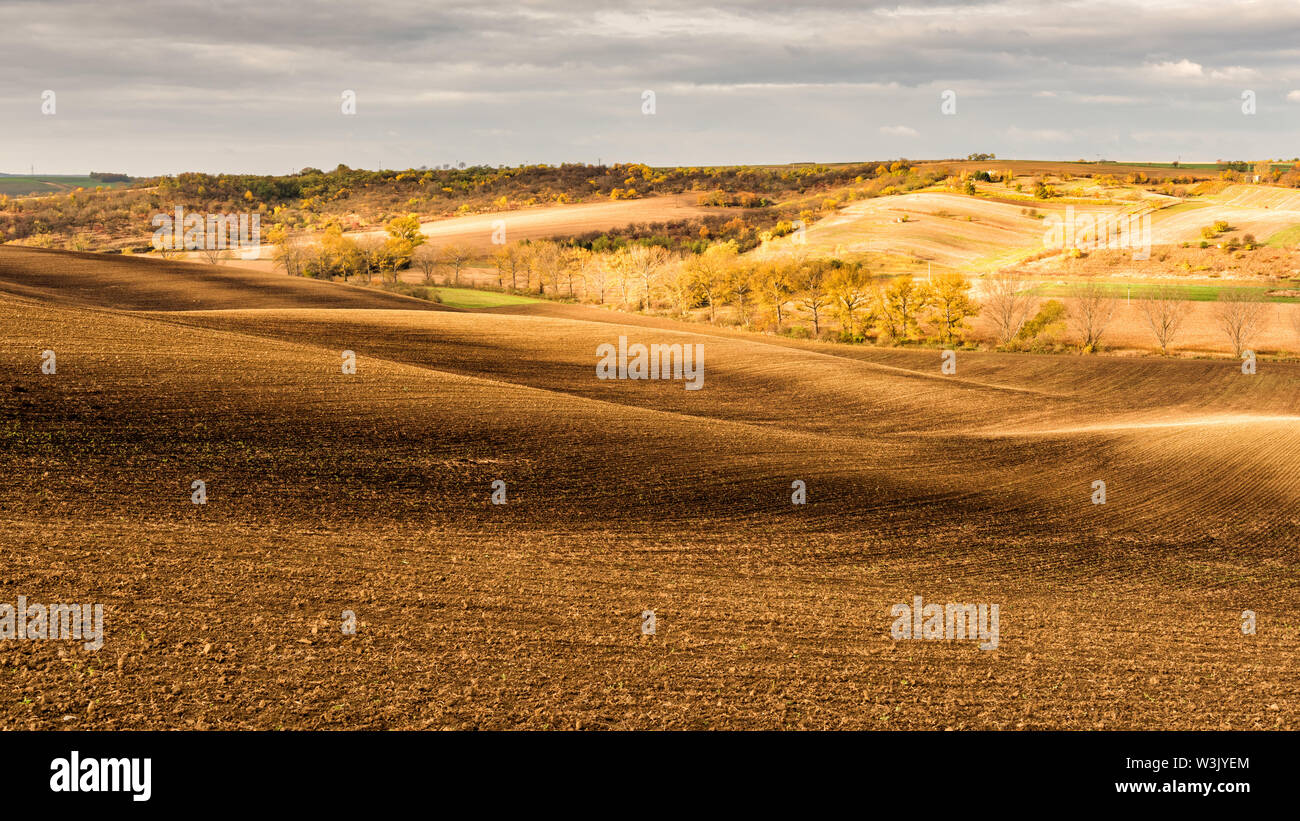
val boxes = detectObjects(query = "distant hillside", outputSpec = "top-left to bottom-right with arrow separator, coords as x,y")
0,173 -> 135,196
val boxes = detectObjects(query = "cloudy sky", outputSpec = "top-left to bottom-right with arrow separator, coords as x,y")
4,0 -> 1300,175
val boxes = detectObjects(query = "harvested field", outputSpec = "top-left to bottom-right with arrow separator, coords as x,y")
224,194 -> 720,271
1150,185 -> 1300,245
1,248 -> 1297,730
764,192 -> 1129,270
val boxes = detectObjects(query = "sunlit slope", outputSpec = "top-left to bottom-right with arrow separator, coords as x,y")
227,194 -> 720,266
164,303 -> 1300,428
762,192 -> 1129,269
139,302 -> 1300,545
400,194 -> 716,250
4,250 -> 1295,543
762,182 -> 1300,264
1150,184 -> 1300,244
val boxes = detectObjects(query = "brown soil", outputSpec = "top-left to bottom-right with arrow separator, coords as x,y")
1,248 -> 1295,729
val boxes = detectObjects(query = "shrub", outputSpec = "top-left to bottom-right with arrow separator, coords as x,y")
1016,299 -> 1067,344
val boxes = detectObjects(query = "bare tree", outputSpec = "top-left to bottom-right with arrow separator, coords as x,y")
626,244 -> 671,307
1135,284 -> 1191,355
564,246 -> 595,298
584,252 -> 611,304
440,243 -> 474,287
1067,281 -> 1115,352
493,244 -> 523,290
413,245 -> 440,284
609,247 -> 635,304
1214,288 -> 1268,357
155,235 -> 182,260
526,241 -> 563,295
982,272 -> 1035,346
198,245 -> 226,266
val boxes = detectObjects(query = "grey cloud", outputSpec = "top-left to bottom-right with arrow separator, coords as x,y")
2,0 -> 1299,174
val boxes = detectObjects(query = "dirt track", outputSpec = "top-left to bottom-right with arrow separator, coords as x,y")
1,248 -> 1296,729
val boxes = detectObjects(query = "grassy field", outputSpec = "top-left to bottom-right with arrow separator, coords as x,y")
1025,281 -> 1298,302
1149,200 -> 1210,216
1264,224 -> 1300,247
0,246 -> 1296,730
0,175 -> 134,196
1126,162 -> 1296,171
433,287 -> 541,309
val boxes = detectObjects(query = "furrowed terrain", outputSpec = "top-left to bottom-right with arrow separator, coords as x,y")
1,248 -> 1296,729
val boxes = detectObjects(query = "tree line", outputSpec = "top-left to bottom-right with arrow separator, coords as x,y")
271,223 -> 1292,357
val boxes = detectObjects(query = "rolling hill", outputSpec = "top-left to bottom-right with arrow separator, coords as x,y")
0,247 -> 1295,730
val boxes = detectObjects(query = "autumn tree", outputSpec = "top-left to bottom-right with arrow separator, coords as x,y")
926,272 -> 979,343
526,241 -> 563,295
382,214 -> 425,276
685,242 -> 737,323
757,259 -> 795,330
625,244 -> 671,308
662,261 -> 697,317
726,264 -> 757,328
563,246 -> 595,298
794,258 -> 834,337
877,275 -> 928,341
828,262 -> 873,338
354,236 -> 388,282
314,223 -> 361,281
493,244 -> 523,290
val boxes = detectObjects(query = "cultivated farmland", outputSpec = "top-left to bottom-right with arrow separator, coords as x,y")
1,248 -> 1296,729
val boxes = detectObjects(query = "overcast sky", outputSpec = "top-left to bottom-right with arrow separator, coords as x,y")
4,0 -> 1300,175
